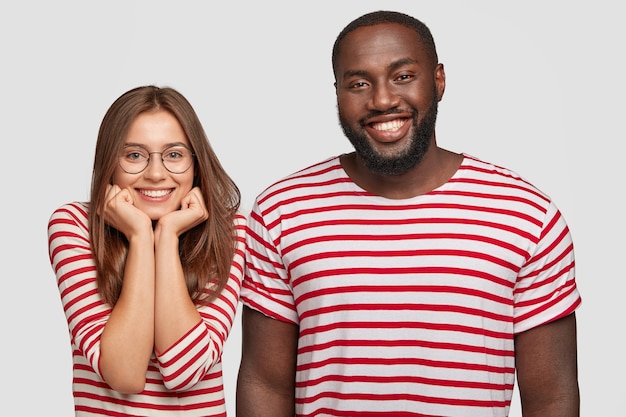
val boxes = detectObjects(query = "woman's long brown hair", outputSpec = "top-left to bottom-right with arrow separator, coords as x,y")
88,86 -> 240,306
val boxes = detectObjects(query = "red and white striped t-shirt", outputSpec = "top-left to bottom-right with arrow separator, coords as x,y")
48,202 -> 246,417
241,154 -> 581,417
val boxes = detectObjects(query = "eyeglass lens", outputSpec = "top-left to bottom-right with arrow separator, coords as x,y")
119,145 -> 194,174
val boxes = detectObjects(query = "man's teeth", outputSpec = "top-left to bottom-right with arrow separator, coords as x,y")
140,189 -> 171,197
372,119 -> 405,131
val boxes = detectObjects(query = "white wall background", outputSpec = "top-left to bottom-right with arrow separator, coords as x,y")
1,1 -> 623,415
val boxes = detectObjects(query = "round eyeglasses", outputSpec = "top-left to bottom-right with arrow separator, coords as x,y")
118,145 -> 195,174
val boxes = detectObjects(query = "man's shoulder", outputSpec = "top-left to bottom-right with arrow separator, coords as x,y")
461,153 -> 538,185
459,153 -> 552,203
256,155 -> 343,197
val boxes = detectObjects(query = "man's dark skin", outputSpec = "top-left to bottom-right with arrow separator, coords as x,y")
236,19 -> 579,417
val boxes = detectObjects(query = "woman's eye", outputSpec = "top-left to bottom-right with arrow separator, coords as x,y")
165,150 -> 184,160
128,152 -> 142,160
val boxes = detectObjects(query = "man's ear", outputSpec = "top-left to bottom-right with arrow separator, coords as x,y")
435,63 -> 446,102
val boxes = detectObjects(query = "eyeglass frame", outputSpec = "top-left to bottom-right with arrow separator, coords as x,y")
118,144 -> 196,175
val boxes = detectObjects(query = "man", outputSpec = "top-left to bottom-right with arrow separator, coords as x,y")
236,10 -> 581,417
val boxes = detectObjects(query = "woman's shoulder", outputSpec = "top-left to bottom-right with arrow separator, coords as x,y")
233,211 -> 247,236
48,201 -> 89,225
47,202 -> 91,245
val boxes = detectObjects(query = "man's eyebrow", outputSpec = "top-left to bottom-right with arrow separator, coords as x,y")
388,57 -> 418,70
342,58 -> 419,79
342,69 -> 369,79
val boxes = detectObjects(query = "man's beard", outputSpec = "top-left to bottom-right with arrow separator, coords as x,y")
339,93 -> 438,176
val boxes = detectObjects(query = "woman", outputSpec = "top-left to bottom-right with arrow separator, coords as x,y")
47,85 -> 244,416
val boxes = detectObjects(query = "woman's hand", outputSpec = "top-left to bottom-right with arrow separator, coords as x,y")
156,187 -> 209,238
102,184 -> 152,239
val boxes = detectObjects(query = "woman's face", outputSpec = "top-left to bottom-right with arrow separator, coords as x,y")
112,109 -> 195,221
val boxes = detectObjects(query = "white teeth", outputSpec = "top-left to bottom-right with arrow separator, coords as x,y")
372,119 -> 406,131
140,189 -> 172,198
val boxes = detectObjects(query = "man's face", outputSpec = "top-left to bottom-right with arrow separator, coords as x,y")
334,23 -> 445,176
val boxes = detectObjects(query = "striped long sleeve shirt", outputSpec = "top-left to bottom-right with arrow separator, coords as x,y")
48,202 -> 245,416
